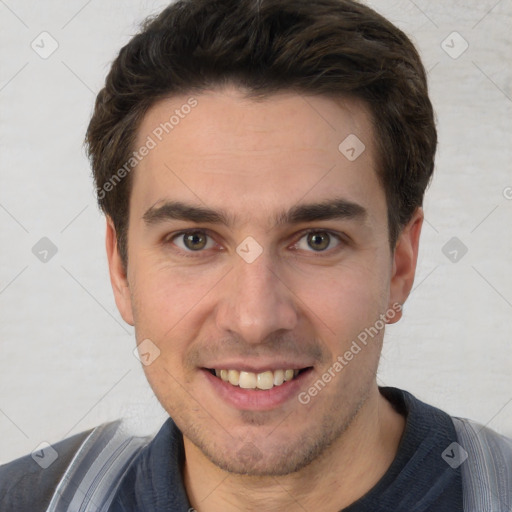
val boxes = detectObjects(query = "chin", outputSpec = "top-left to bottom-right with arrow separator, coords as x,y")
183,417 -> 349,477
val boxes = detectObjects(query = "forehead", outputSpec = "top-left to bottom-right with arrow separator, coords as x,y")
131,87 -> 383,226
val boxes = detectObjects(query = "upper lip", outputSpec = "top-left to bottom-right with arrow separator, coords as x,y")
203,360 -> 314,373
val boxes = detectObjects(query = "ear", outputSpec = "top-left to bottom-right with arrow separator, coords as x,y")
105,216 -> 135,326
387,207 -> 423,325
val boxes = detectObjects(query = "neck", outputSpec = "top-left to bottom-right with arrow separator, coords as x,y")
183,386 -> 405,512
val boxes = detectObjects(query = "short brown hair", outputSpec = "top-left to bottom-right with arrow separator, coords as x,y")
86,0 -> 437,269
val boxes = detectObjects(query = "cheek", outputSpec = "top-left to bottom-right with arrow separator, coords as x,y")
129,260 -> 225,366
293,260 -> 390,337
131,259 -> 207,325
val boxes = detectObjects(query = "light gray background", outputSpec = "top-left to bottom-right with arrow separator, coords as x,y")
1,0 -> 511,463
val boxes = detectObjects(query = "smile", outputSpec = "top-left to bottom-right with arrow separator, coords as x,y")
207,368 -> 310,390
202,366 -> 314,410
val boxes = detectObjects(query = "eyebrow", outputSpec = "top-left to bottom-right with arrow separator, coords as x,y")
142,198 -> 367,228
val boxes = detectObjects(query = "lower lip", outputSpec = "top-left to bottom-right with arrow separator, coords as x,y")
202,369 -> 313,411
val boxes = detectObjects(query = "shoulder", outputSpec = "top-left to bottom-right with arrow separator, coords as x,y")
0,426 -> 95,512
1,418 -> 158,512
452,416 -> 512,510
452,416 -> 512,457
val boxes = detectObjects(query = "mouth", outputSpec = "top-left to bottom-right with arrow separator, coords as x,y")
205,367 -> 313,390
201,362 -> 315,411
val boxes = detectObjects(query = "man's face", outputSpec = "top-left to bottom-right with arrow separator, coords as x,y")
107,86 -> 418,475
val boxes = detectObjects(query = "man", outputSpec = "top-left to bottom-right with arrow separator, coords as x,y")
1,0 -> 511,510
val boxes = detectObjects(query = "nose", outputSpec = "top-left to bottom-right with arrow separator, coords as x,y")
215,250 -> 298,345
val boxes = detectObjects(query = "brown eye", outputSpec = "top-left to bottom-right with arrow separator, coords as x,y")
307,232 -> 332,251
183,231 -> 208,250
294,230 -> 342,253
170,230 -> 215,253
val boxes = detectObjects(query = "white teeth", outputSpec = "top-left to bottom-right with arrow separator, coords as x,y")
257,371 -> 274,390
239,371 -> 257,389
212,368 -> 303,389
273,369 -> 284,386
228,369 -> 240,386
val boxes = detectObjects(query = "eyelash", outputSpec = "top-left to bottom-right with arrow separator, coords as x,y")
164,228 -> 346,258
